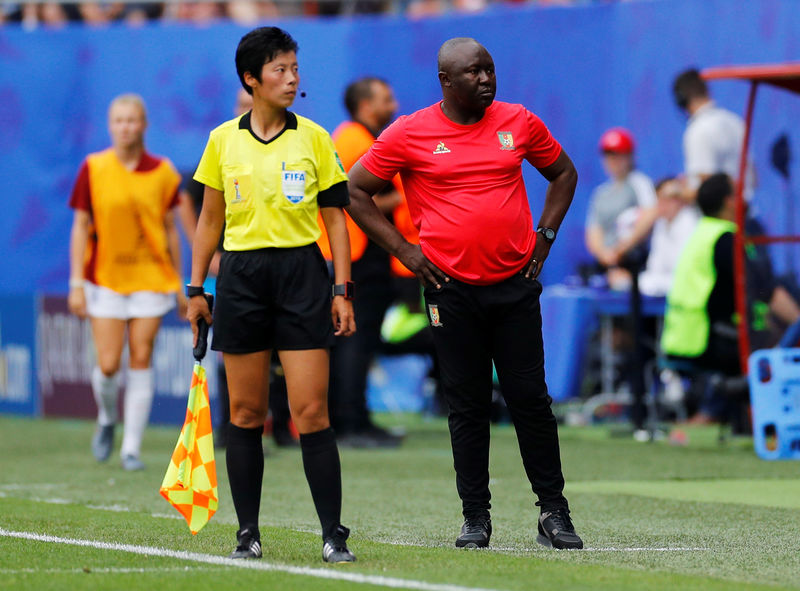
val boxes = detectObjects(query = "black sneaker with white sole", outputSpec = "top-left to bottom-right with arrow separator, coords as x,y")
537,508 -> 583,549
229,526 -> 262,559
322,525 -> 356,563
455,514 -> 492,549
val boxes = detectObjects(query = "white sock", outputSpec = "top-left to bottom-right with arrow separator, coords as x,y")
120,368 -> 154,459
91,366 -> 119,427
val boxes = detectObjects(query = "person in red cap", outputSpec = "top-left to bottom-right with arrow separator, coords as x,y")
584,127 -> 657,289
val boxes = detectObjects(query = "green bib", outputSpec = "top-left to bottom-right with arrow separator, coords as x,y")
661,217 -> 737,357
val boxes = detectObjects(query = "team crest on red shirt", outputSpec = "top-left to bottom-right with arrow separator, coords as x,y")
497,131 -> 516,151
428,304 -> 443,327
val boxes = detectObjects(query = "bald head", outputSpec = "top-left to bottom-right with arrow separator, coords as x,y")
437,38 -> 484,74
436,38 -> 496,120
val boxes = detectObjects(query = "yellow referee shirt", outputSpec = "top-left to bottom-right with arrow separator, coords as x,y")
194,111 -> 348,251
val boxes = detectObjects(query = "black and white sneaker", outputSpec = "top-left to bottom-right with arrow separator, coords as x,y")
455,514 -> 492,549
537,508 -> 583,550
229,527 -> 262,559
322,525 -> 356,563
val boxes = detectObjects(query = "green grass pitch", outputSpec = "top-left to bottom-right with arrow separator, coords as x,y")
1,413 -> 799,590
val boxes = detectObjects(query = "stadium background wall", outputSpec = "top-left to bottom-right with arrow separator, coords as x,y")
0,294 -> 221,423
3,0 -> 800,294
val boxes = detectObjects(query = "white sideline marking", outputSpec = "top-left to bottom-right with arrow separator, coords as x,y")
474,545 -> 707,553
86,504 -> 132,513
0,483 -> 60,491
150,512 -> 185,520
578,547 -> 709,552
0,567 -> 223,574
0,528 -> 505,591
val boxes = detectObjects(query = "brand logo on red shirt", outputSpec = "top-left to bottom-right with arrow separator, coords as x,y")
497,131 -> 516,151
433,142 -> 451,155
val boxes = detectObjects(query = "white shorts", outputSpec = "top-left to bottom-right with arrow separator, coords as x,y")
84,282 -> 176,320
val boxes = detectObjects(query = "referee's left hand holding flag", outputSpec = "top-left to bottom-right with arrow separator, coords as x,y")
187,287 -> 214,348
160,292 -> 218,534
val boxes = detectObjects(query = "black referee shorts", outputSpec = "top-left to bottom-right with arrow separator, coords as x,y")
211,244 -> 334,353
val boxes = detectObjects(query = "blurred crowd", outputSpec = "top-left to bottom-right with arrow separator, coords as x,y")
2,0 -> 638,28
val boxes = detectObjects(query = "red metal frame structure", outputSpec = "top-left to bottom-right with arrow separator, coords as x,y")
700,63 -> 800,373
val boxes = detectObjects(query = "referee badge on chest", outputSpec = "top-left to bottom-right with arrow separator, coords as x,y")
281,163 -> 306,204
428,304 -> 443,327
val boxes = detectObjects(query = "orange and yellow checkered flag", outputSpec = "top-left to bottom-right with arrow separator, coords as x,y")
159,361 -> 218,534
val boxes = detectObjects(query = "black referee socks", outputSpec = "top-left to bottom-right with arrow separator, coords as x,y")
226,424 -> 342,540
226,424 -> 264,533
300,427 -> 343,540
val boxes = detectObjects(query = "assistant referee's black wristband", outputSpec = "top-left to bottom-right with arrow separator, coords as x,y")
185,284 -> 205,298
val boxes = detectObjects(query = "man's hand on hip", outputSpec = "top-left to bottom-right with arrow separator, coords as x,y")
397,242 -> 449,289
522,240 -> 552,279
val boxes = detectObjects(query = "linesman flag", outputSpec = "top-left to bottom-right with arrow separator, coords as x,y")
160,294 -> 218,534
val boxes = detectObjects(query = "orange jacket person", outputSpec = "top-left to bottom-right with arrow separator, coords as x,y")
318,77 -> 412,446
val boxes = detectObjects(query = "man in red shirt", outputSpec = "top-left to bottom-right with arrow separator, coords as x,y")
346,37 -> 582,550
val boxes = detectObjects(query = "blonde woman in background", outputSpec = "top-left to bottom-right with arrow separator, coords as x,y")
68,94 -> 186,471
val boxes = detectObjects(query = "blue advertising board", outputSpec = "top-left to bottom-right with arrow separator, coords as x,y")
36,295 -> 220,427
0,295 -> 38,416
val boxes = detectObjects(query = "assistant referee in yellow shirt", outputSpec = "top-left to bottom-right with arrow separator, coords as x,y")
186,26 -> 357,563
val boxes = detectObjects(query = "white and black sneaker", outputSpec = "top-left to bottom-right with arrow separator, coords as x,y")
230,526 -> 262,559
455,513 -> 492,548
537,508 -> 583,550
322,525 -> 356,563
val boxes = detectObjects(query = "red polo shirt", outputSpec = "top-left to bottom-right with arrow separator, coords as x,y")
359,101 -> 561,285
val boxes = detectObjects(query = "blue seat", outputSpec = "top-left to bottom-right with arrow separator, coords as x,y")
748,349 -> 800,460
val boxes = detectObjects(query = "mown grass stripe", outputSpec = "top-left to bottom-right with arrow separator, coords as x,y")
3,494 -> 709,553
0,528 -> 505,591
0,567 -> 225,574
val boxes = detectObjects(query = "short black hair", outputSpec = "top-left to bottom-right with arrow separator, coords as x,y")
673,68 -> 708,110
697,173 -> 732,217
343,77 -> 388,119
235,27 -> 298,95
